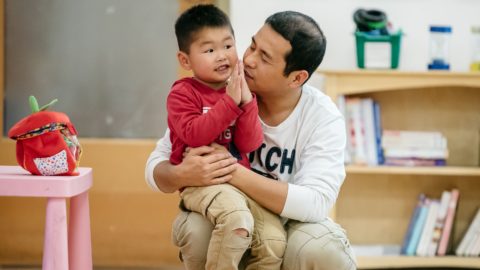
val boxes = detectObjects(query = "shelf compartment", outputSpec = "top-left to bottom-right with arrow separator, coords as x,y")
320,70 -> 480,97
347,165 -> 480,177
357,255 -> 480,269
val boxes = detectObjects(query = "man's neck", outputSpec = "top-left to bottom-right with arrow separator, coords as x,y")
257,87 -> 302,127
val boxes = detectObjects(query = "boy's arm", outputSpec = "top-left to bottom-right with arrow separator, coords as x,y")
233,95 -> 263,153
167,86 -> 242,147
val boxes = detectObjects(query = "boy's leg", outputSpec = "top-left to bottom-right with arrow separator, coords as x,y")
181,184 -> 254,270
172,210 -> 212,270
282,219 -> 357,270
245,198 -> 287,270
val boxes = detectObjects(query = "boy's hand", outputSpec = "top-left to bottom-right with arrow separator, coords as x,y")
226,61 -> 242,105
239,61 -> 253,105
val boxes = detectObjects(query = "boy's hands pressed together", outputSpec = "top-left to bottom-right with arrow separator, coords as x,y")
239,62 -> 253,105
226,61 -> 242,105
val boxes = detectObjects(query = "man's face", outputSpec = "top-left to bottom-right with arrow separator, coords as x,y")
183,27 -> 238,89
243,24 -> 292,96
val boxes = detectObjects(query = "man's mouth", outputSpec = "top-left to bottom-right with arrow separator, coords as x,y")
244,70 -> 253,80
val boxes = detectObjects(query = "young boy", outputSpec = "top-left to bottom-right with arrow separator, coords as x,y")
167,4 -> 286,270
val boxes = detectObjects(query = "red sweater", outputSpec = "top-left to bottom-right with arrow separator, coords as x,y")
167,78 -> 263,168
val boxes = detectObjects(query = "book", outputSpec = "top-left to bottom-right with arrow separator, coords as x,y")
401,194 -> 425,255
437,189 -> 460,256
346,98 -> 367,164
471,230 -> 480,256
456,207 -> 480,256
416,200 -> 440,256
336,95 -> 352,164
383,147 -> 449,160
361,98 -> 379,166
382,130 -> 447,149
352,244 -> 401,256
384,158 -> 446,167
372,101 -> 384,165
465,231 -> 480,256
427,190 -> 451,256
405,198 -> 430,256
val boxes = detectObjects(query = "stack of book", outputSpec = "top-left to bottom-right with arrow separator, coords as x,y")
382,130 -> 448,167
401,189 -> 459,256
456,207 -> 480,257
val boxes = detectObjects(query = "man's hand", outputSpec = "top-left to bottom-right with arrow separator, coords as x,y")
178,146 -> 238,187
226,61 -> 242,105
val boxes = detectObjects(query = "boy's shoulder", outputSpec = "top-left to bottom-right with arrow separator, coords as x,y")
171,77 -> 196,90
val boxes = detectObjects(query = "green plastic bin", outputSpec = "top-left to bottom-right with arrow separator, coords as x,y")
355,31 -> 402,69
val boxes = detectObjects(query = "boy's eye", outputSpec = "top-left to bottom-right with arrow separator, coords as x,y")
204,49 -> 214,53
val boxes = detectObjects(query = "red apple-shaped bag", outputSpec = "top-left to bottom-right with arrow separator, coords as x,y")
8,96 -> 82,176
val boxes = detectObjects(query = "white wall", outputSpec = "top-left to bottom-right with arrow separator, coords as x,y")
230,0 -> 480,72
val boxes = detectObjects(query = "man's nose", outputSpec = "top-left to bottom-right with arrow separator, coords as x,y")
243,51 -> 255,68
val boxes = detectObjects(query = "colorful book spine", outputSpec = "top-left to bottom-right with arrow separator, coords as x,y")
401,194 -> 425,254
372,101 -> 384,165
437,189 -> 459,256
417,200 -> 440,256
456,207 -> 480,256
427,190 -> 451,256
405,198 -> 430,256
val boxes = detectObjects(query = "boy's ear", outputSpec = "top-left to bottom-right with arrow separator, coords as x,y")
288,70 -> 309,88
177,51 -> 192,70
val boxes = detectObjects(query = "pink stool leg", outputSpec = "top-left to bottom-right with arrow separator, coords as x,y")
43,198 -> 69,270
68,191 -> 92,270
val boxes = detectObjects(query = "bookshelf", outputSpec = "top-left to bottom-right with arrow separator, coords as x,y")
319,70 -> 480,269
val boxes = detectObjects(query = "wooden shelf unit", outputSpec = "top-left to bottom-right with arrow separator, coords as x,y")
320,70 -> 480,269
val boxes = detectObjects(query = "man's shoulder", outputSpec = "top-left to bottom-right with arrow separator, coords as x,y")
301,84 -> 342,118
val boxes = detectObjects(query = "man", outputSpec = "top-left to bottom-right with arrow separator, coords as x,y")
146,10 -> 356,270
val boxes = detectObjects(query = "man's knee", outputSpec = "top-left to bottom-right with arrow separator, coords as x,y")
172,211 -> 212,262
283,220 -> 356,270
298,236 -> 356,270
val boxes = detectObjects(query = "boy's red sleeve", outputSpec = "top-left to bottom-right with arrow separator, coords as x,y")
167,87 -> 242,147
233,94 -> 264,153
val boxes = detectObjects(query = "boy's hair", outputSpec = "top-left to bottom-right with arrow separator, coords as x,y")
265,11 -> 326,80
175,4 -> 234,53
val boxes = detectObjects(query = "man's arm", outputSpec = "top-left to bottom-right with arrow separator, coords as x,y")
229,166 -> 288,214
229,116 -> 347,222
145,129 -> 237,193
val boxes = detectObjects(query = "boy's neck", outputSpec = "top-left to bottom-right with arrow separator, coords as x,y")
257,87 -> 302,126
193,77 -> 226,90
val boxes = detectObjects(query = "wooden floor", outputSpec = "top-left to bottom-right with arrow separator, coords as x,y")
0,267 -> 184,270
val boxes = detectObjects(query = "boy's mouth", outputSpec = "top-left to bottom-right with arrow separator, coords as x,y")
215,64 -> 229,72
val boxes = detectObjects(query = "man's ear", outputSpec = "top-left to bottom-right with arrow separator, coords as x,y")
288,70 -> 309,88
177,51 -> 192,70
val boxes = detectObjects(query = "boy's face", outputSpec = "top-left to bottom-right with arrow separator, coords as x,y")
243,24 -> 292,96
178,27 -> 237,89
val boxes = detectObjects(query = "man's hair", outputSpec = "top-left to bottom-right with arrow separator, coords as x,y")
265,11 -> 326,79
175,4 -> 234,53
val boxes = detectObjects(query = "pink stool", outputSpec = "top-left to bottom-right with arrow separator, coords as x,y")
0,165 -> 93,270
